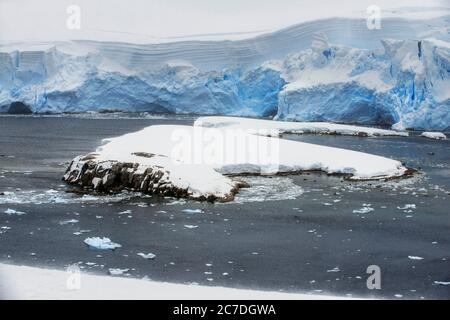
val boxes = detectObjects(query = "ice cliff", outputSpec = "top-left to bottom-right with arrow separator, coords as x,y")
0,15 -> 449,130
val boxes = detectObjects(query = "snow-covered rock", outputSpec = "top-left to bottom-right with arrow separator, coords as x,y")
63,149 -> 242,202
0,15 -> 448,130
63,123 -> 411,202
108,268 -> 130,276
420,131 -> 447,140
137,253 -> 156,260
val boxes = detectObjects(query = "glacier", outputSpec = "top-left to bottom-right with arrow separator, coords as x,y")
0,14 -> 449,130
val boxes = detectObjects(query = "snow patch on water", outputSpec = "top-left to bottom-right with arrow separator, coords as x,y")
182,209 -> 203,214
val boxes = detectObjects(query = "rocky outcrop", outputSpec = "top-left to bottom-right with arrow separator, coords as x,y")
63,155 -> 246,202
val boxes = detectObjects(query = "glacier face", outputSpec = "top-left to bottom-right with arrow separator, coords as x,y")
0,15 -> 449,130
276,37 -> 450,130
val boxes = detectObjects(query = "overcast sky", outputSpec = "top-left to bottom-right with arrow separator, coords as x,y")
0,0 -> 448,43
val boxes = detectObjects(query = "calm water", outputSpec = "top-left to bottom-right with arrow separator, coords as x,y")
0,115 -> 449,299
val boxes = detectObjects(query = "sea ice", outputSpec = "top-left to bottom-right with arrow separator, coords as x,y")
137,253 -> 156,260
84,237 -> 122,250
420,132 -> 447,140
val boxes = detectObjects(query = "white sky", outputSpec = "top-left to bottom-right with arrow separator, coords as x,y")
0,0 -> 448,43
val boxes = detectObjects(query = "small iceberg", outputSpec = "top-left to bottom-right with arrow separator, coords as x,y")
420,132 -> 446,140
137,253 -> 156,260
4,208 -> 26,215
84,237 -> 122,250
182,209 -> 203,214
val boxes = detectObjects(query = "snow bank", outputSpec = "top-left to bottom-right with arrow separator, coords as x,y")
420,132 -> 447,140
0,263 -> 355,300
194,116 -> 408,137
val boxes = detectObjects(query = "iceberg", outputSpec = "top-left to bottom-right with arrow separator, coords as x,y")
420,131 -> 447,140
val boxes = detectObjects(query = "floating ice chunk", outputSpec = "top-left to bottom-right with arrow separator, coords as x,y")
397,204 -> 416,210
408,256 -> 424,260
137,253 -> 156,260
184,225 -> 199,229
0,226 -> 11,234
59,219 -> 79,225
118,210 -> 132,215
84,237 -> 122,250
353,204 -> 374,214
73,229 -> 91,236
182,209 -> 203,214
108,268 -> 129,276
4,208 -> 26,215
420,132 -> 447,140
326,267 -> 340,273
434,281 -> 450,286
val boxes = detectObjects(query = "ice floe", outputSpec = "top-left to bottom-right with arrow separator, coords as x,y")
397,204 -> 416,210
4,208 -> 26,215
59,219 -> 79,225
84,237 -> 122,250
420,132 -> 447,140
108,268 -> 130,276
182,209 -> 203,214
137,253 -> 156,260
352,204 -> 374,214
408,256 -> 424,260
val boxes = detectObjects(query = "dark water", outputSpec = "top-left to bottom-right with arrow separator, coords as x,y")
0,115 -> 449,299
